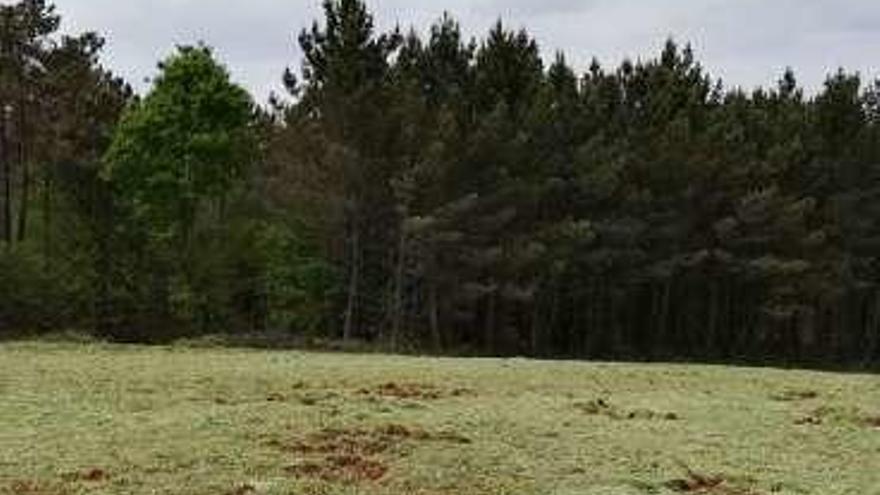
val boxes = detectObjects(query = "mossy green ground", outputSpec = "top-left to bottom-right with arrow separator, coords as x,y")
1,343 -> 878,494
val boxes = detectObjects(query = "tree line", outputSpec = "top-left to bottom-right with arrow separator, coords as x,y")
1,0 -> 879,365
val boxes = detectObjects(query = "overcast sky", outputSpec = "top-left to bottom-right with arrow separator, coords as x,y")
50,0 -> 880,102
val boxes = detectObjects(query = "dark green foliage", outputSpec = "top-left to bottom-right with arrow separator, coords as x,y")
271,3 -> 880,365
1,0 -> 879,366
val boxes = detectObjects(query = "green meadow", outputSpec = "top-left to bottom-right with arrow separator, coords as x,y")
1,343 -> 878,494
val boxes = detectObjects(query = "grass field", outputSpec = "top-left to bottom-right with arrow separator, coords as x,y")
1,343 -> 878,495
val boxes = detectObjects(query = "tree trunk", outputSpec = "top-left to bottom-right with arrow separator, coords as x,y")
547,280 -> 559,355
95,191 -> 114,336
707,280 -> 719,356
428,280 -> 441,352
150,250 -> 172,340
863,291 -> 880,367
586,280 -> 597,356
484,283 -> 496,355
530,291 -> 542,357
42,176 -> 51,266
390,228 -> 406,351
342,221 -> 361,342
659,279 -> 672,356
0,109 -> 11,245
15,102 -> 27,243
16,157 -> 27,242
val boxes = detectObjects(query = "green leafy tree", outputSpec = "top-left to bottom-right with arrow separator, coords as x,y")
103,45 -> 255,337
106,45 -> 254,239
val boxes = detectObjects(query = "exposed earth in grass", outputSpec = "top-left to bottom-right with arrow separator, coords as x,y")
0,343 -> 878,494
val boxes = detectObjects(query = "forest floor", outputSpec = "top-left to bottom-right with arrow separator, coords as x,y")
0,342 -> 879,495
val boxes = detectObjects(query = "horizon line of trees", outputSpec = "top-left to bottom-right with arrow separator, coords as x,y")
1,0 -> 879,366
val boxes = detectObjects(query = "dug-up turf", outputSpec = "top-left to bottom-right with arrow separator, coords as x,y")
769,389 -> 820,402
273,424 -> 472,484
4,469 -> 110,495
3,481 -> 68,495
574,398 -> 680,421
357,382 -> 473,401
666,463 -> 762,495
794,405 -> 880,428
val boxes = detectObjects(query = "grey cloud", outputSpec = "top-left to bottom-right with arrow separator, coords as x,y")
474,0 -> 596,17
53,0 -> 880,102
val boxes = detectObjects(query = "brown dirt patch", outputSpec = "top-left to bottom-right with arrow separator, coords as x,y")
3,481 -> 66,495
286,455 -> 388,483
793,415 -> 823,426
57,468 -> 109,487
862,415 -> 880,428
796,405 -> 880,429
276,423 -> 471,484
358,382 -> 473,401
297,390 -> 340,407
209,388 -> 337,407
574,399 -> 679,422
79,468 -> 108,483
282,424 -> 470,457
770,389 -> 819,402
666,474 -> 724,493
666,464 -> 759,494
283,427 -> 397,457
226,484 -> 256,495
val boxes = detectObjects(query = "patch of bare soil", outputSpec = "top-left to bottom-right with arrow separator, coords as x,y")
574,398 -> 679,421
209,385 -> 338,407
275,423 -> 471,484
794,405 -> 841,426
794,405 -> 880,429
793,415 -> 823,426
265,392 -> 287,402
286,455 -> 389,483
61,468 -> 109,483
357,382 -> 473,401
666,464 -> 760,495
297,390 -> 341,407
770,389 -> 819,402
862,415 -> 880,428
225,484 -> 257,495
2,481 -> 67,495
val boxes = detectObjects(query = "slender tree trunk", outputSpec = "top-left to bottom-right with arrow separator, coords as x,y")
0,109 -> 11,245
722,283 -> 732,357
15,101 -> 27,243
647,284 -> 659,357
485,283 -> 496,355
586,280 -> 597,356
530,290 -> 542,357
572,292 -> 582,358
658,279 -> 672,357
95,188 -> 113,336
149,245 -> 172,340
390,228 -> 406,351
16,158 -> 27,242
547,280 -> 559,354
428,279 -> 441,352
343,221 -> 361,342
707,280 -> 719,356
863,291 -> 880,367
42,176 -> 51,266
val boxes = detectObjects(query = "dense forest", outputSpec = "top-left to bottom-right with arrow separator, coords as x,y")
1,0 -> 879,365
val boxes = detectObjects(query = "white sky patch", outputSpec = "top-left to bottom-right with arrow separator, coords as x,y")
48,0 -> 880,102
